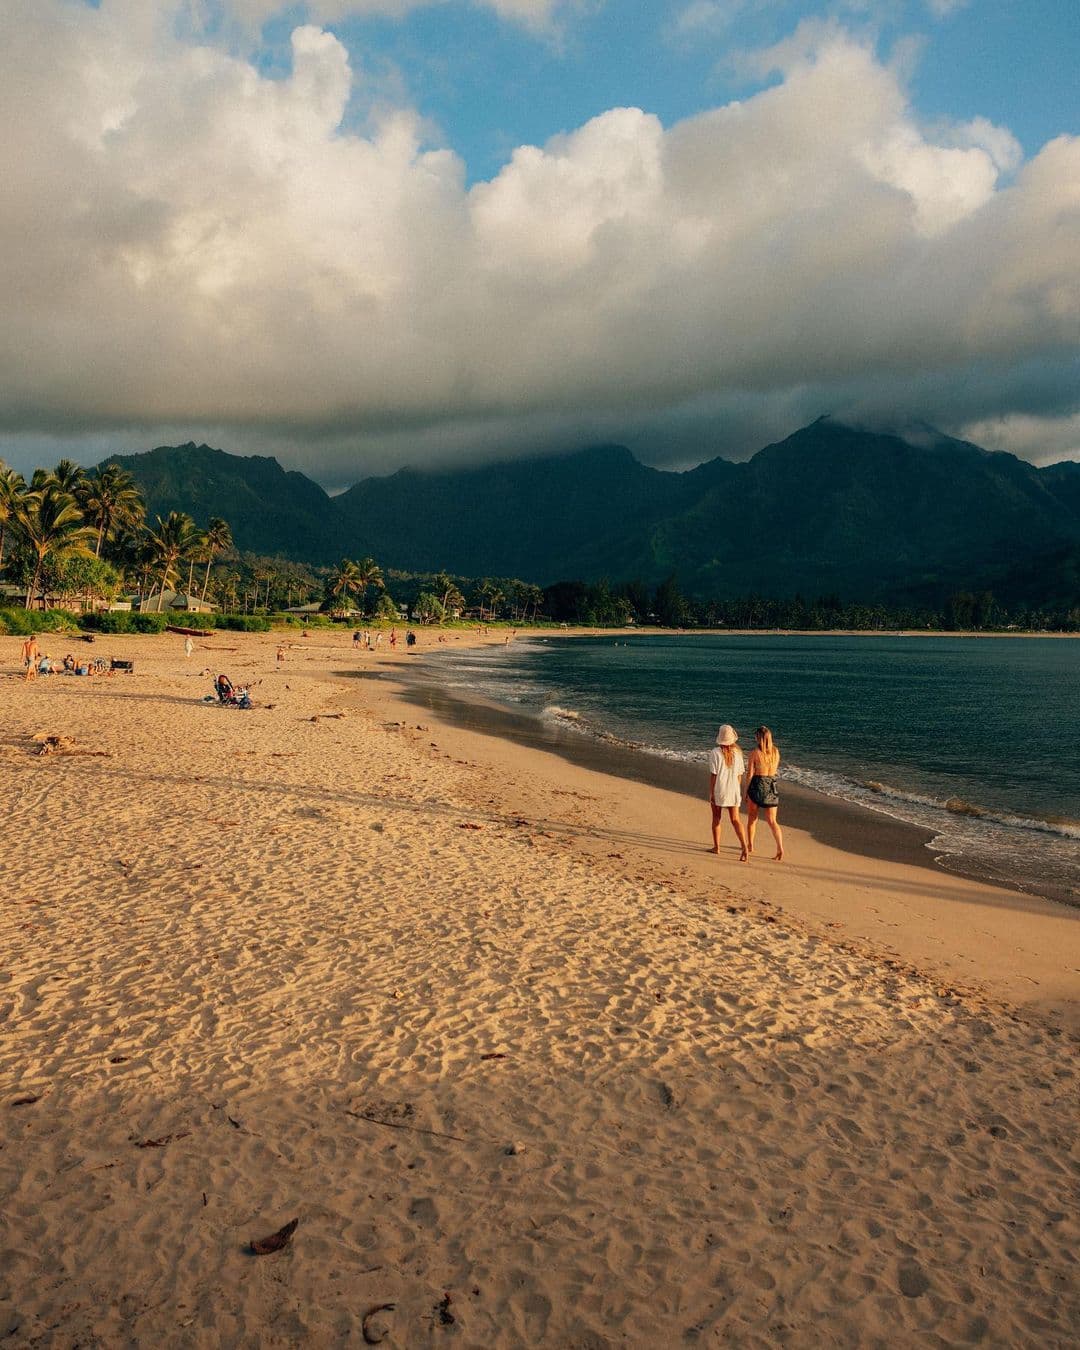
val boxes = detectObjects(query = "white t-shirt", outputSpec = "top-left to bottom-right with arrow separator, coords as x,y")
708,745 -> 744,807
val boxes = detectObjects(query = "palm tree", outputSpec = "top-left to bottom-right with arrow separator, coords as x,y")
513,581 -> 543,621
81,464 -> 145,556
476,578 -> 503,620
433,570 -> 464,617
330,558 -> 363,612
147,511 -> 199,610
354,556 -> 384,612
186,529 -> 208,597
0,462 -> 27,568
52,459 -> 88,495
12,484 -> 95,608
200,517 -> 233,600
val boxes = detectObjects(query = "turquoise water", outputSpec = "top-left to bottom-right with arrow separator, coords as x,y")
425,635 -> 1080,904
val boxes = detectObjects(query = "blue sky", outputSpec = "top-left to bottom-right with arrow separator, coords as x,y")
304,1 -> 1080,183
1,0 -> 1078,481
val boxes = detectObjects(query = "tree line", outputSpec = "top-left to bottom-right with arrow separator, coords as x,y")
538,576 -> 1080,632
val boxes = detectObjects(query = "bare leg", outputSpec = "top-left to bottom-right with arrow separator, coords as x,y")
727,806 -> 749,862
710,802 -> 722,853
745,801 -> 759,854
764,807 -> 784,861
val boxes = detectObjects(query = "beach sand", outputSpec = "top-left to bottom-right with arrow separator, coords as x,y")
1,629 -> 1077,1347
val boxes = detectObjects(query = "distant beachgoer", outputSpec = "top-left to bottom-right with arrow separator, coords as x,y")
744,725 -> 784,861
374,632 -> 382,648
276,645 -> 285,665
708,724 -> 748,861
38,654 -> 54,675
62,654 -> 75,672
389,628 -> 398,649
353,630 -> 362,648
184,636 -> 194,659
406,629 -> 416,647
22,635 -> 40,682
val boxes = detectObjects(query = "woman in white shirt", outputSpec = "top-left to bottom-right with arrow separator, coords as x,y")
708,724 -> 749,862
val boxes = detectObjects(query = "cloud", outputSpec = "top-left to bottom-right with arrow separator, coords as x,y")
1,2 -> 1078,483
925,0 -> 968,17
673,1 -> 747,36
959,411 -> 1080,466
204,0 -> 573,33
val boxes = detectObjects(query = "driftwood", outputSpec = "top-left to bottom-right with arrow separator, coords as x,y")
250,1217 -> 299,1255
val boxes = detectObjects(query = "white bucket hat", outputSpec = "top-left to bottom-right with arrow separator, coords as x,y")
716,724 -> 738,745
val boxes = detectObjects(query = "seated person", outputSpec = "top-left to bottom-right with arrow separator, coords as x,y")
215,674 -> 234,702
38,655 -> 53,674
76,661 -> 90,676
62,654 -> 75,672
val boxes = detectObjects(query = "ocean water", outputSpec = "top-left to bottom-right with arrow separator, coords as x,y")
421,634 -> 1079,905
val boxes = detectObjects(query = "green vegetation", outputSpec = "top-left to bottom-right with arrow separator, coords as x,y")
0,608 -> 80,636
0,453 -> 381,628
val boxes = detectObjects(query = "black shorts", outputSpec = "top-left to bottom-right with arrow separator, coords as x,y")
747,775 -> 779,807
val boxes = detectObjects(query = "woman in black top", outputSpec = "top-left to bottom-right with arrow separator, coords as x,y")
744,725 -> 784,861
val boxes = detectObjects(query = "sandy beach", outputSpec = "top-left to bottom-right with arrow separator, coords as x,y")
2,628 -> 1078,1348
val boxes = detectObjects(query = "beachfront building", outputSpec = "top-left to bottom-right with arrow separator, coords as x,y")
135,590 -> 217,614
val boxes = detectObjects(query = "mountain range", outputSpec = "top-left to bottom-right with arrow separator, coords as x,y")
103,419 -> 1080,607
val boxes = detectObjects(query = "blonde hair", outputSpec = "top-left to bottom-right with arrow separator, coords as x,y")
720,743 -> 738,768
756,725 -> 779,772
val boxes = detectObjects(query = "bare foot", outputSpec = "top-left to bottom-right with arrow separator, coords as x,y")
739,849 -> 749,863
774,849 -> 784,861
708,846 -> 719,854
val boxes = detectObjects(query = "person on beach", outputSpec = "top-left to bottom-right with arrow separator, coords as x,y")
276,645 -> 285,665
708,724 -> 749,861
352,630 -> 362,648
184,636 -> 194,660
389,628 -> 398,649
22,635 -> 40,681
744,725 -> 784,861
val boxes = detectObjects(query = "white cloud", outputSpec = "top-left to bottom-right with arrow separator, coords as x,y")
674,1 -> 746,35
208,0 -> 572,32
925,0 -> 969,18
1,2 -> 1078,479
960,412 -> 1080,466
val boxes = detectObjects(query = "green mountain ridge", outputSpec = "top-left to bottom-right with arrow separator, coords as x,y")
99,420 -> 1080,608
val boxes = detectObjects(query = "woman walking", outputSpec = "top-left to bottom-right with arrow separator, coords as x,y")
708,724 -> 749,862
745,725 -> 784,861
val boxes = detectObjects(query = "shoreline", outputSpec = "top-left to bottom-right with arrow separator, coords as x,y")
376,638 -> 1078,910
354,636 -> 1080,1030
376,667 -> 941,875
